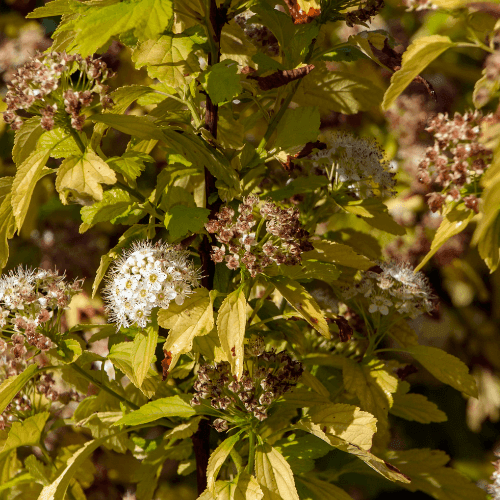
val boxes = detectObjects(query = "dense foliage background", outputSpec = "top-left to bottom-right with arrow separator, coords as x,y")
0,0 -> 500,499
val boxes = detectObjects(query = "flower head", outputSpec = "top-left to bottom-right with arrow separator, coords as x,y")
103,240 -> 200,330
342,261 -> 437,319
310,131 -> 396,198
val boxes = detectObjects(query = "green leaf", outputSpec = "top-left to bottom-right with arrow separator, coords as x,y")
114,395 -> 196,426
0,473 -> 35,493
64,0 -> 174,56
342,358 -> 398,438
267,176 -> 329,201
255,443 -> 300,500
38,436 -> 115,500
158,289 -> 215,372
296,476 -> 354,500
307,403 -> 377,451
274,107 -> 320,155
75,412 -> 128,454
0,364 -> 38,415
80,188 -> 138,229
303,240 -> 374,270
89,114 -> 164,142
164,205 -> 211,241
206,432 -> 242,493
293,63 -> 384,115
37,128 -> 81,159
415,203 -> 474,272
132,325 -> 159,388
477,211 -> 500,272
321,45 -> 368,63
25,455 -> 51,486
108,341 -> 159,398
386,448 -> 487,500
200,60 -> 242,105
53,338 -> 83,364
107,152 -> 152,186
11,149 -> 50,232
12,117 -> 43,166
132,33 -> 201,87
274,434 -> 331,475
0,179 -> 16,271
390,382 -> 447,424
1,413 -> 50,455
268,275 -> 330,338
406,345 -> 477,398
27,0 -> 76,18
217,287 -> 247,380
55,150 -> 117,205
382,35 -> 456,110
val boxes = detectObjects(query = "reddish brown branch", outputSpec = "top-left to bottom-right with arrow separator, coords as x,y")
248,64 -> 315,91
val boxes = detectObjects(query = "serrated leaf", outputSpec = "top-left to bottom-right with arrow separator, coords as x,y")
269,275 -> 330,338
303,240 -> 374,270
0,180 -> 16,271
75,412 -> 128,454
477,210 -> 500,272
207,432 -> 242,493
255,443 -> 300,500
55,150 -> 116,205
205,472 -> 264,500
12,117 -> 43,166
267,176 -> 329,201
132,325 -> 158,388
293,63 -> 384,115
415,203 -> 474,272
307,403 -> 377,451
0,364 -> 38,415
25,455 -> 51,486
1,413 -> 50,455
200,60 -> 242,105
390,390 -> 447,424
89,114 -> 165,141
158,289 -> 214,372
63,0 -> 174,56
132,33 -> 201,87
163,416 -> 203,440
107,341 -> 159,398
164,205 -> 211,241
11,149 -> 50,232
52,337 -> 83,364
217,287 -> 247,380
27,0 -> 76,18
37,128 -> 81,159
342,358 -> 398,438
386,448 -> 487,500
382,35 -> 456,110
114,395 -> 196,426
274,107 -> 320,155
387,320 -> 419,347
406,345 -> 477,398
107,152 -> 152,186
297,476 -> 354,500
274,435 -> 331,475
37,436 -> 114,500
80,188 -> 138,229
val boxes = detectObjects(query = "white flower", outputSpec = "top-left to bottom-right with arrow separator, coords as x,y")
103,240 -> 200,330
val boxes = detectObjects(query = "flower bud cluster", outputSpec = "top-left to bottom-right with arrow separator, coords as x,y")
341,261 -> 436,319
234,11 -> 279,56
191,338 -> 303,431
0,266 -> 83,356
0,346 -> 80,430
417,111 -> 494,213
489,451 -> 500,500
309,131 -> 396,198
402,0 -> 437,10
103,240 -> 200,330
3,51 -> 114,131
206,196 -> 313,277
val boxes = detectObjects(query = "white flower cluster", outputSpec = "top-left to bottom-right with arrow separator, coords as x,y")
341,261 -> 436,319
103,241 -> 200,330
0,266 -> 83,356
310,131 -> 396,198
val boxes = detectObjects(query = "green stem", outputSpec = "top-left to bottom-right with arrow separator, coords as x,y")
246,430 -> 256,474
70,363 -> 140,410
69,127 -> 86,153
247,283 -> 274,326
